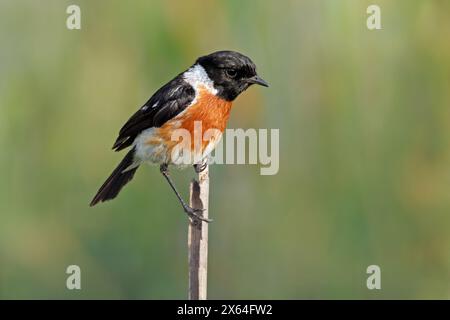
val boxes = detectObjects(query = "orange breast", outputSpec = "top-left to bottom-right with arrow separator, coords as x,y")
156,87 -> 233,153
179,87 -> 233,135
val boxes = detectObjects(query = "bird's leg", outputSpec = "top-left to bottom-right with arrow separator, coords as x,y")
194,159 -> 208,173
160,164 -> 212,223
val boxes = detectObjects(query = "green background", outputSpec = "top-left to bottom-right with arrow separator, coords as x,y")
1,0 -> 449,299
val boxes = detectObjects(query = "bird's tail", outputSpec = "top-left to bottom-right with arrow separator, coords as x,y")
90,148 -> 139,206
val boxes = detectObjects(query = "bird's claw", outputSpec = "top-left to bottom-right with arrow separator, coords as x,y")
184,206 -> 212,223
194,162 -> 208,174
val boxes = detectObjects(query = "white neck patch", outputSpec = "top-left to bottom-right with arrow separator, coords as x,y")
183,64 -> 218,95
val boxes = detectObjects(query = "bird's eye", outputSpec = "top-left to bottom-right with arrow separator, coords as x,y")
225,69 -> 237,78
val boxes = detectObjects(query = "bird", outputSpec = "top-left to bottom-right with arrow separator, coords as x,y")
90,50 -> 268,221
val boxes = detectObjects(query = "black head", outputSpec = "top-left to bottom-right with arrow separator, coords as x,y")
196,50 -> 268,101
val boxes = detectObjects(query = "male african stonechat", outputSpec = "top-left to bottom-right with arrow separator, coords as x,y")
90,51 -> 268,221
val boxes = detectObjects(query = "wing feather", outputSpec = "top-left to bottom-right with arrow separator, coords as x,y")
112,75 -> 195,151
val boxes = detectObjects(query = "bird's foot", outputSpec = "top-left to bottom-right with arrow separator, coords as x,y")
194,162 -> 208,174
184,205 -> 212,223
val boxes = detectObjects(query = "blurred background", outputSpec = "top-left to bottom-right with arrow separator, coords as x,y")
1,0 -> 449,299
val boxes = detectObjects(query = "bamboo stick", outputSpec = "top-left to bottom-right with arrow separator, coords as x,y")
188,164 -> 209,300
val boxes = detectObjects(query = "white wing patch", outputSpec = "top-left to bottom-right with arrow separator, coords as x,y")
141,101 -> 159,111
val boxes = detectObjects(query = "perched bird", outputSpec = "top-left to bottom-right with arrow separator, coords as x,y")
90,50 -> 268,220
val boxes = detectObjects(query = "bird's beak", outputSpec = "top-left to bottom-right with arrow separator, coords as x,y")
246,75 -> 269,87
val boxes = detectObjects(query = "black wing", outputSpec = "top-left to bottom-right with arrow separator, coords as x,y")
112,75 -> 195,151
